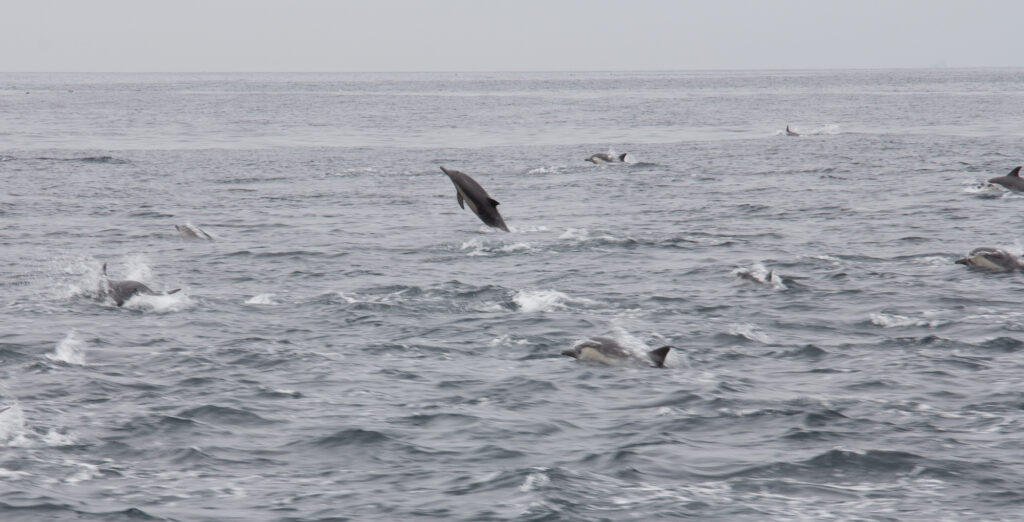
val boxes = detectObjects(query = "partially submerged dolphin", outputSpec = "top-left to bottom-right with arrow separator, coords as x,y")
440,166 -> 509,232
585,152 -> 628,164
736,268 -> 784,287
99,264 -> 181,306
561,337 -> 671,368
785,125 -> 799,136
955,247 -> 1023,272
987,166 -> 1024,191
175,223 -> 213,240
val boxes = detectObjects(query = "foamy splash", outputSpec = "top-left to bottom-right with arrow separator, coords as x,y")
870,312 -> 946,328
513,289 -> 596,312
0,404 -> 76,448
47,330 -> 86,365
245,294 -> 279,305
123,292 -> 194,313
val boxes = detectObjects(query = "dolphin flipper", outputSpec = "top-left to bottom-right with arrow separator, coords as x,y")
488,198 -> 500,207
456,191 -> 465,209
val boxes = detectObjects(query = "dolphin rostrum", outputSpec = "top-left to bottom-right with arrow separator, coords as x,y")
99,263 -> 181,306
987,166 -> 1024,192
585,152 -> 628,164
561,337 -> 671,368
955,247 -> 1024,272
440,166 -> 509,232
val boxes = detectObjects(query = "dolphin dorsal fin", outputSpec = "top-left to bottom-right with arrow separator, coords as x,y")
619,153 -> 628,161
1010,166 -> 1022,177
488,198 -> 500,207
101,263 -> 108,276
647,346 -> 671,368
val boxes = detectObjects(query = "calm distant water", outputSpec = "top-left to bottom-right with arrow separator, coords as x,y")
3,69 -> 1024,521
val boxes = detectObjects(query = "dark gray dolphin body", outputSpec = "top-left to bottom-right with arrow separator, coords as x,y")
955,247 -> 1024,272
440,166 -> 509,232
175,224 -> 213,240
585,152 -> 628,164
785,125 -> 799,136
561,337 -> 671,368
99,264 -> 181,306
988,166 -> 1024,191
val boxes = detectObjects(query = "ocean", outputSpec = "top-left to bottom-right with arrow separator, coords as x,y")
2,69 -> 1024,520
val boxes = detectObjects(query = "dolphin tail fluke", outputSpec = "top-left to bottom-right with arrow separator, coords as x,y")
648,346 -> 671,368
1009,166 -> 1022,177
618,153 -> 628,162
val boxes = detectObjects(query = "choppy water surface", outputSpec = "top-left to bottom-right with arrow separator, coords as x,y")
3,70 -> 1024,520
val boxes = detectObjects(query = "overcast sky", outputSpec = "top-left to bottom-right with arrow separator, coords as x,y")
3,1 -> 1022,72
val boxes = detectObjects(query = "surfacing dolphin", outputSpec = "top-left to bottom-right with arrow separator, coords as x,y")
99,263 -> 181,306
561,337 -> 671,368
987,166 -> 1024,192
585,152 -> 628,164
785,125 -> 799,136
440,166 -> 509,232
175,224 -> 213,240
955,247 -> 1024,272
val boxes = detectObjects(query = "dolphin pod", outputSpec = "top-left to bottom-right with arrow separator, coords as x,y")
987,166 -> 1024,192
585,152 -> 628,164
99,263 -> 181,306
561,337 -> 671,368
440,166 -> 509,232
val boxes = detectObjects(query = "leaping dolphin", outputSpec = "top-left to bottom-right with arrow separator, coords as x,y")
440,166 -> 509,232
955,247 -> 1023,272
585,152 -> 628,164
987,166 -> 1024,192
175,224 -> 213,240
561,337 -> 671,368
99,264 -> 181,306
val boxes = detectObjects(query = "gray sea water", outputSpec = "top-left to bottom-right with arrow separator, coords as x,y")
3,69 -> 1024,521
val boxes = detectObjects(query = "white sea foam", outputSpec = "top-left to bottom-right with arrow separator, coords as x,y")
526,166 -> 560,175
729,323 -> 772,344
123,291 -> 194,313
47,330 -> 86,365
514,290 -> 571,312
513,289 -> 596,312
461,238 -> 534,256
870,312 -> 946,328
245,293 -> 279,305
519,469 -> 550,492
0,404 -> 25,443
